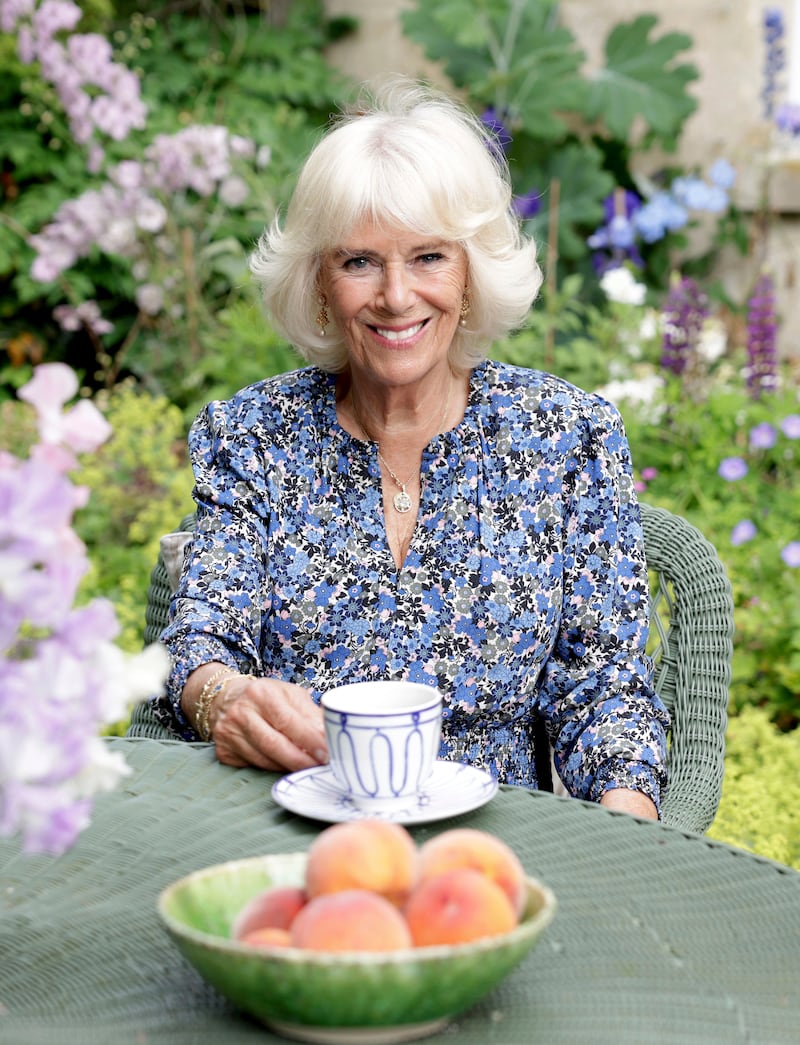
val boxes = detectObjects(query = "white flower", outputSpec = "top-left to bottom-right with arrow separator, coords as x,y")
595,373 -> 666,423
136,283 -> 164,315
697,317 -> 727,363
600,266 -> 647,306
219,175 -> 250,208
135,196 -> 168,233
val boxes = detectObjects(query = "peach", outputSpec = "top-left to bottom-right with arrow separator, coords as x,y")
290,889 -> 413,952
232,885 -> 307,940
304,819 -> 418,907
404,867 -> 518,947
416,827 -> 527,917
239,927 -> 293,949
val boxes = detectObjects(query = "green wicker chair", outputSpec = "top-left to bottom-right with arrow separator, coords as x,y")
128,502 -> 734,833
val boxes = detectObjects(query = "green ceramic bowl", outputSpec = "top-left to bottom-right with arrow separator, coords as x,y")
158,852 -> 557,1045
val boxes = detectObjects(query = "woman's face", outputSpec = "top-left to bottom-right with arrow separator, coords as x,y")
318,220 -> 468,392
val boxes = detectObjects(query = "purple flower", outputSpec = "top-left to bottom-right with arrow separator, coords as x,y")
718,456 -> 748,481
749,422 -> 777,449
776,102 -> 800,136
480,107 -> 512,158
781,542 -> 800,568
730,519 -> 757,546
513,189 -> 541,220
746,273 -> 778,397
1,364 -> 168,855
661,276 -> 709,375
780,414 -> 800,439
762,8 -> 785,119
588,189 -> 646,270
640,467 -> 658,481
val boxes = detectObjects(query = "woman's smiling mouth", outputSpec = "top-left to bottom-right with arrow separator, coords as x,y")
370,320 -> 428,342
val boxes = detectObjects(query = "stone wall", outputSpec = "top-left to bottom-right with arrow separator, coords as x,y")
323,0 -> 799,356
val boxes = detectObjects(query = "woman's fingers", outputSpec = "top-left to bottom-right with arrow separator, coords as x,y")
210,676 -> 328,772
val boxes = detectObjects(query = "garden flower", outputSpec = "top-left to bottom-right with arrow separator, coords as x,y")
781,414 -> 800,438
480,106 -> 512,157
731,520 -> 757,546
749,422 -> 778,449
781,543 -> 800,568
600,266 -> 647,306
1,363 -> 168,855
53,301 -> 113,337
762,8 -> 785,118
718,456 -> 748,481
775,102 -> 800,134
4,0 -> 147,169
745,272 -> 778,397
709,158 -> 736,190
513,189 -> 541,220
661,275 -> 709,376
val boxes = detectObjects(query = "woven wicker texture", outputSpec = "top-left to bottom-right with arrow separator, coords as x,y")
1,738 -> 797,1044
129,503 -> 734,833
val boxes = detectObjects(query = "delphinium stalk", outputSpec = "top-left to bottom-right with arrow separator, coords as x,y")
762,8 -> 786,120
745,272 -> 779,398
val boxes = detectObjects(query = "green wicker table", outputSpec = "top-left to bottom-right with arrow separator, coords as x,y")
2,738 -> 798,1045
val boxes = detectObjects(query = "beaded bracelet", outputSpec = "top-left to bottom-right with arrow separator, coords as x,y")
194,667 -> 235,742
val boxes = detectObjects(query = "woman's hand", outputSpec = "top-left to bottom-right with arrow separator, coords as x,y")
599,788 -> 659,820
184,666 -> 328,772
211,675 -> 328,771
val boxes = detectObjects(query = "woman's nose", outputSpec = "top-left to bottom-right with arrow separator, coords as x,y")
379,262 -> 415,312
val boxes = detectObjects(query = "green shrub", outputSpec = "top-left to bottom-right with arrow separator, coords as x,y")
73,382 -> 194,651
708,706 -> 800,869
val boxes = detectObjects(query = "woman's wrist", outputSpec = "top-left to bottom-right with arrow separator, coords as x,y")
182,663 -> 237,741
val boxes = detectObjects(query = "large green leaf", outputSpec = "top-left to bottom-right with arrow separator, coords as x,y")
520,143 -> 615,259
402,0 -> 588,141
587,15 -> 698,148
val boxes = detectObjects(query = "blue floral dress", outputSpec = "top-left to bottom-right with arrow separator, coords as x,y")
155,360 -> 669,809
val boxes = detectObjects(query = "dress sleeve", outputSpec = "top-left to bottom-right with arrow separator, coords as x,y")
536,399 -> 670,813
157,398 -> 270,737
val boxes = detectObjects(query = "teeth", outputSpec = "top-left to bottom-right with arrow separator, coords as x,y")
375,322 -> 424,341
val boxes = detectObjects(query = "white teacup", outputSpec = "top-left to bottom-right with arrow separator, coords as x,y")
321,681 -> 443,808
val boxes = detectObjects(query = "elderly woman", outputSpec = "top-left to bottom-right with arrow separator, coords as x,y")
153,80 -> 669,820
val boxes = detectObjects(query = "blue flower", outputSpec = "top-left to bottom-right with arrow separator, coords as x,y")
781,542 -> 800,568
709,158 -> 736,190
749,422 -> 777,449
730,520 -> 757,546
718,456 -> 748,481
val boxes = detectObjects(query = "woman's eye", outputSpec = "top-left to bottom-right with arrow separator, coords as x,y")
343,256 -> 371,271
419,252 -> 444,264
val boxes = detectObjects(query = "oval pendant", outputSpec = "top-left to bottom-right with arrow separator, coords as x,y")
393,490 -> 413,513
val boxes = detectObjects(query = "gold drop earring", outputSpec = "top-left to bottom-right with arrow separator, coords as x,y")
316,296 -> 329,336
459,291 -> 471,327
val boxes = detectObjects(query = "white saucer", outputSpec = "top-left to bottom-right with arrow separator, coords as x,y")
271,760 -> 498,825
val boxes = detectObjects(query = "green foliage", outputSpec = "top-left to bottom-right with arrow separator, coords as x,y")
708,706 -> 800,870
587,15 -> 698,145
73,383 -> 194,651
403,0 -> 588,140
0,0 -> 352,408
402,0 -> 699,275
621,376 -> 800,730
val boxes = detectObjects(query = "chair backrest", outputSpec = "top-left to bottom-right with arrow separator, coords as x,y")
639,502 -> 733,832
129,502 -> 734,832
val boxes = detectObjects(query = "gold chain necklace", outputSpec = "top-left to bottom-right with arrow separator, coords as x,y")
351,379 -> 453,514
